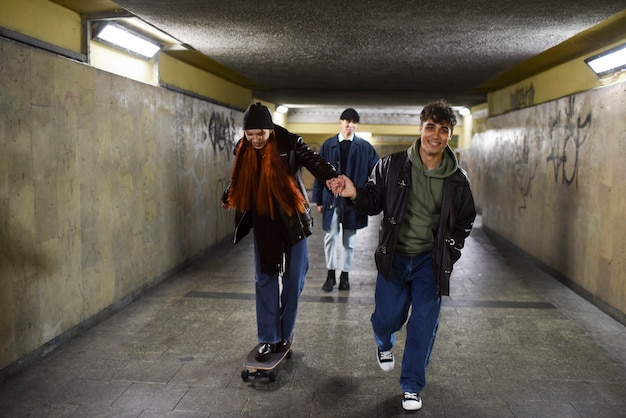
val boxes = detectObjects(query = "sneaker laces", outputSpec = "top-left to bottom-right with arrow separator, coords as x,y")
379,349 -> 393,361
403,392 -> 419,401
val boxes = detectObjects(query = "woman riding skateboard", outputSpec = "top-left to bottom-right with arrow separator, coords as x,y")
222,103 -> 337,361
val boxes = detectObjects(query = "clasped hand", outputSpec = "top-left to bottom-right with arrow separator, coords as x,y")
325,175 -> 356,199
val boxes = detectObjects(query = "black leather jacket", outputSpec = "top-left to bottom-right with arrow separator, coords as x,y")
223,124 -> 337,245
351,149 -> 476,296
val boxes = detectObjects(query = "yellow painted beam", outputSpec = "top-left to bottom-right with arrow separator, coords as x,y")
1,0 -> 82,53
159,53 -> 252,110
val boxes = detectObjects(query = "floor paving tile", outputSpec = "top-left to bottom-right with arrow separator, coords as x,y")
0,211 -> 624,417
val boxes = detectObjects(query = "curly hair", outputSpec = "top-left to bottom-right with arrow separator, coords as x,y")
419,99 -> 457,128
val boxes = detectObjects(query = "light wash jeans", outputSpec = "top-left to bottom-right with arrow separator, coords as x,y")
371,252 -> 441,394
323,209 -> 357,272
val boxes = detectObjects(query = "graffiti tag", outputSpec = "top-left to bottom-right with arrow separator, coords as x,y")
546,96 -> 591,186
513,133 -> 538,214
510,83 -> 535,110
202,110 -> 237,159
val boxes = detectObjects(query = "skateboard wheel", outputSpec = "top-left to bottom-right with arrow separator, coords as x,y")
241,370 -> 250,381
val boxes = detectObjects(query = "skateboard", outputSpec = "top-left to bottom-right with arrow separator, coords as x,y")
241,342 -> 292,382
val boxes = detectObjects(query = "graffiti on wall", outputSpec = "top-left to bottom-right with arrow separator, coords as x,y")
546,96 -> 591,187
513,133 -> 538,214
174,104 -> 240,260
510,83 -> 535,110
202,110 -> 238,159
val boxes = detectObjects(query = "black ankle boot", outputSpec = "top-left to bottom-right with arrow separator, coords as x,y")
275,339 -> 291,352
255,343 -> 273,362
322,269 -> 336,292
339,271 -> 350,290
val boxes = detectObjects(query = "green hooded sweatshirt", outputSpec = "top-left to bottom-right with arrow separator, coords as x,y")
395,139 -> 459,255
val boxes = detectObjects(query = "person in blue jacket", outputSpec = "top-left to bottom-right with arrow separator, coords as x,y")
313,108 -> 380,291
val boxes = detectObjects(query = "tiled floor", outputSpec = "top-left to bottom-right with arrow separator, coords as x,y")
0,210 -> 625,417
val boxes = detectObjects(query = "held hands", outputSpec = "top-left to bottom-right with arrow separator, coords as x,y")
326,175 -> 357,199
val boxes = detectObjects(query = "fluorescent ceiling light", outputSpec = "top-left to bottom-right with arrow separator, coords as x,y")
357,132 -> 372,139
459,107 -> 471,116
93,22 -> 161,59
276,105 -> 289,113
584,44 -> 626,77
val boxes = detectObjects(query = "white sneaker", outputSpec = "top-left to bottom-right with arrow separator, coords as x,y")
376,347 -> 394,372
402,392 -> 422,411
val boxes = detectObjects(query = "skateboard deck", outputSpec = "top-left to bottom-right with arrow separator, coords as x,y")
241,343 -> 292,382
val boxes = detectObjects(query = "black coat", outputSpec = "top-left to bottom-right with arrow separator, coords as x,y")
350,148 -> 476,296
224,124 -> 337,246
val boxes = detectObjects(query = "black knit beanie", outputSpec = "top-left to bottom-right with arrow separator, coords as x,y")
243,102 -> 274,130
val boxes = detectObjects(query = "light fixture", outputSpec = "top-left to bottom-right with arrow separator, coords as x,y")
584,43 -> 626,77
357,132 -> 372,139
276,105 -> 289,114
459,107 -> 471,117
92,22 -> 161,59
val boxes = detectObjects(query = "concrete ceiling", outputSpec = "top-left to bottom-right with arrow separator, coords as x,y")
60,1 -> 626,109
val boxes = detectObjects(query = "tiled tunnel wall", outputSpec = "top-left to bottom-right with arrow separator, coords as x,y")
0,37 -> 238,372
465,82 -> 626,323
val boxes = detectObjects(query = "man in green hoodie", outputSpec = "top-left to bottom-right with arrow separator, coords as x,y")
330,100 -> 476,411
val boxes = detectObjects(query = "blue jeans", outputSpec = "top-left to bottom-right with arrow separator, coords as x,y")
371,252 -> 441,394
253,235 -> 308,343
323,209 -> 357,271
